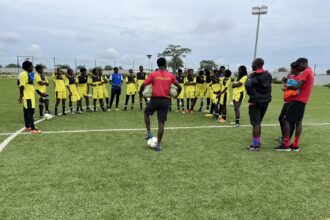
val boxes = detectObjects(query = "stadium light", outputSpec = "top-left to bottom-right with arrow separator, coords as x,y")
146,55 -> 152,71
252,5 -> 268,59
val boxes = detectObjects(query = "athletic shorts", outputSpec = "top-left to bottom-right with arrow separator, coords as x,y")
195,84 -> 205,98
233,92 -> 245,102
126,84 -> 137,95
102,86 -> 109,98
186,90 -> 195,99
70,93 -> 81,102
93,87 -> 104,99
56,91 -> 67,100
23,98 -> 35,109
77,85 -> 88,97
177,84 -> 185,99
145,97 -> 170,122
111,88 -> 121,96
249,102 -> 269,126
220,93 -> 230,106
206,86 -> 213,99
282,101 -> 306,123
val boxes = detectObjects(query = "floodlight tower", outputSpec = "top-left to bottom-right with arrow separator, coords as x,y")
146,54 -> 152,71
252,5 -> 268,59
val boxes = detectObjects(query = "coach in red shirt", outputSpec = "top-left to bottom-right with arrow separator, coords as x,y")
139,57 -> 182,152
275,58 -> 314,151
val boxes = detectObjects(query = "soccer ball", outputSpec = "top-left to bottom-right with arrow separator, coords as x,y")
44,113 -> 53,120
170,84 -> 178,98
142,85 -> 152,98
147,137 -> 158,148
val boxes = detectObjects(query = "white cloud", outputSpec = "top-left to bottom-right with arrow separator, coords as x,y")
0,32 -> 22,44
24,44 -> 43,57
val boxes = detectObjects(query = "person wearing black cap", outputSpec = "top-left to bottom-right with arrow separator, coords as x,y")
245,58 -> 272,151
276,61 -> 300,144
275,58 -> 314,151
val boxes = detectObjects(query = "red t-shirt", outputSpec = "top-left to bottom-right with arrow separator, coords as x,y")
144,70 -> 177,98
292,67 -> 314,104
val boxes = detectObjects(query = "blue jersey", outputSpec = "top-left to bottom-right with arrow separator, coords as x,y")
110,73 -> 123,89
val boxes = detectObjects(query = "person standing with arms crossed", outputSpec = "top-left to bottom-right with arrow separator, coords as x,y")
109,67 -> 123,111
245,58 -> 272,151
139,58 -> 182,152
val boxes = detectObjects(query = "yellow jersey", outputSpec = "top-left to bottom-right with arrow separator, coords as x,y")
53,73 -> 68,92
233,75 -> 247,94
35,73 -> 48,93
185,75 -> 196,92
19,71 -> 35,100
221,77 -> 231,94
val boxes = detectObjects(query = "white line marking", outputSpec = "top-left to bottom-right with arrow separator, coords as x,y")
0,109 -> 72,152
0,118 -> 45,152
0,123 -> 329,137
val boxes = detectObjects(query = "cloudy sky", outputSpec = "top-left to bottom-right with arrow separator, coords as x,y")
0,0 -> 329,73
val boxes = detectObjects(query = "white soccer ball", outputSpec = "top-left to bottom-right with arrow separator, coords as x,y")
147,137 -> 158,148
142,85 -> 152,98
170,84 -> 178,98
44,113 -> 54,120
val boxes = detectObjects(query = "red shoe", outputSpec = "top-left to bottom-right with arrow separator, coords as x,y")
218,118 -> 226,123
24,127 -> 31,132
31,129 -> 42,134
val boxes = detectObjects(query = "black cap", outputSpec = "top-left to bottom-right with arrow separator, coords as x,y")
296,57 -> 308,64
290,61 -> 299,67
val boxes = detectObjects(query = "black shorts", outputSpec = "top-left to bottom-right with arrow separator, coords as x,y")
282,101 -> 306,123
249,102 -> 269,126
278,103 -> 289,122
145,97 -> 170,122
111,88 -> 121,96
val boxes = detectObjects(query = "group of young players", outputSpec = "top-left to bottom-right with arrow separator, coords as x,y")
174,65 -> 247,126
18,56 -> 313,153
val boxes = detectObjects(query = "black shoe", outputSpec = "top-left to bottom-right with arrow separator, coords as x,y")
290,146 -> 300,152
247,145 -> 260,151
274,145 -> 291,151
62,113 -> 67,116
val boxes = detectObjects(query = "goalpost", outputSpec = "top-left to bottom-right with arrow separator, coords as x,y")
16,56 -> 34,74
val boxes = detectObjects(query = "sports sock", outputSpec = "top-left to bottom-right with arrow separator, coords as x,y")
293,136 -> 300,148
252,136 -> 260,146
222,114 -> 226,120
283,136 -> 290,148
140,101 -> 143,109
62,106 -> 66,114
236,117 -> 240,124
55,107 -> 58,115
39,105 -> 44,116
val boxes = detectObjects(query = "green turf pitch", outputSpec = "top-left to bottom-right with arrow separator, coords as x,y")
0,78 -> 330,219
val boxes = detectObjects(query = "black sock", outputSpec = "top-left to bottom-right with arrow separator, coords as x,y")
55,107 -> 58,115
236,117 -> 240,124
140,101 -> 143,109
39,105 -> 44,116
62,106 -> 66,114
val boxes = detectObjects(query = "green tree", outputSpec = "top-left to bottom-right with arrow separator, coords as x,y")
6,63 -> 19,68
278,67 -> 288,72
77,65 -> 86,70
158,44 -> 192,74
104,65 -> 113,71
200,60 -> 218,70
168,57 -> 184,72
58,64 -> 70,69
326,69 -> 330,75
